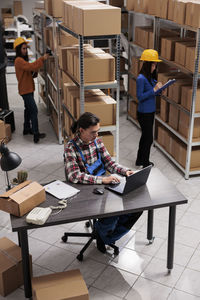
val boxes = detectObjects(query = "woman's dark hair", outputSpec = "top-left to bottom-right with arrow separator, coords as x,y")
139,61 -> 158,85
71,112 -> 100,134
15,43 -> 29,62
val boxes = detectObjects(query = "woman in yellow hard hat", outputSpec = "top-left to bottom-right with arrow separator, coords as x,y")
135,49 -> 162,168
14,37 -> 49,143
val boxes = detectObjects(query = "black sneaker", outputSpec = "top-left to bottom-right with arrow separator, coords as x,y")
143,161 -> 154,168
96,231 -> 106,254
33,133 -> 46,143
135,160 -> 143,166
23,129 -> 33,135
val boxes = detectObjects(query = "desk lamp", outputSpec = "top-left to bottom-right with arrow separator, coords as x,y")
0,141 -> 22,190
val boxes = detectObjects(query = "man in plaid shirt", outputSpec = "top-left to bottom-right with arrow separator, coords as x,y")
65,112 -> 143,253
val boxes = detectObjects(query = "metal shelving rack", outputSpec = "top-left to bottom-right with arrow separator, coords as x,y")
33,9 -> 63,144
126,9 -> 200,179
58,23 -> 120,161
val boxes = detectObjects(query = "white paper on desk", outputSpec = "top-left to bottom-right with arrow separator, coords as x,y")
44,180 -> 80,199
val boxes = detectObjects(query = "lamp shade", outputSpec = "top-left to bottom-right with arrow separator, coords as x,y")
0,143 -> 22,171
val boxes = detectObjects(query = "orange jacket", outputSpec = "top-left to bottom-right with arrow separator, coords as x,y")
14,56 -> 44,95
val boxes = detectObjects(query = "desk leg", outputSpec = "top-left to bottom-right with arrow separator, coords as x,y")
19,230 -> 32,299
167,206 -> 176,271
147,210 -> 154,244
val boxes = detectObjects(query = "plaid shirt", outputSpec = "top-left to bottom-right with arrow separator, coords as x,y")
65,134 -> 129,184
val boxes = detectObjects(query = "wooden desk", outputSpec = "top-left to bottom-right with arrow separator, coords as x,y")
10,168 -> 187,299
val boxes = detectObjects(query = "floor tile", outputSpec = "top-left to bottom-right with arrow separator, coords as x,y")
175,225 -> 200,248
175,268 -> 200,297
92,265 -> 138,298
89,287 -> 122,300
168,289 -> 200,300
178,212 -> 200,231
110,248 -> 152,275
187,249 -> 200,272
141,257 -> 184,287
125,277 -> 171,300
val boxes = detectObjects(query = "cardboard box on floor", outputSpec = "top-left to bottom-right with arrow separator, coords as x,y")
98,131 -> 114,156
5,123 -> 12,143
32,269 -> 89,300
0,120 -> 6,140
181,86 -> 200,112
0,237 -> 32,297
0,181 -> 46,216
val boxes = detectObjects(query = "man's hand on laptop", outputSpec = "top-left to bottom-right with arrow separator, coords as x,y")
102,175 -> 121,185
126,170 -> 134,177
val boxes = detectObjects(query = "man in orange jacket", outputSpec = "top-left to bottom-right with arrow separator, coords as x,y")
14,37 -> 49,143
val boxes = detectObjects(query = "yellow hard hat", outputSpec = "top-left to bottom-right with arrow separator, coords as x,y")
14,37 -> 28,49
140,49 -> 162,62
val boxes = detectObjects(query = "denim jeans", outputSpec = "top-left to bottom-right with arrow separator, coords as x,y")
95,212 -> 143,245
21,93 -> 39,134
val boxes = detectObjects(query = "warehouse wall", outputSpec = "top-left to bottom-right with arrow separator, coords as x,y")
0,0 -> 36,25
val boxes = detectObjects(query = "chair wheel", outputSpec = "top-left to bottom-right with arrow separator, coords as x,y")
114,247 -> 119,256
77,253 -> 83,261
85,221 -> 90,228
61,235 -> 68,243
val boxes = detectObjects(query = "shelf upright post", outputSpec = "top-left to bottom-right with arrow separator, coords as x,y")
126,10 -> 131,119
79,35 -> 85,114
116,34 -> 120,162
154,16 -> 160,51
185,28 -> 200,179
53,18 -> 63,144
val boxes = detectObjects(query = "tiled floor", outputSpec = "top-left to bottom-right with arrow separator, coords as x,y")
1,72 -> 200,299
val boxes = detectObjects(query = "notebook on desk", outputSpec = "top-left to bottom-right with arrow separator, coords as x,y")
106,165 -> 152,195
44,180 -> 80,199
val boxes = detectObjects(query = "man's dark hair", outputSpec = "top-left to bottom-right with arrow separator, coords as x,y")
71,112 -> 100,134
15,43 -> 29,62
139,61 -> 157,85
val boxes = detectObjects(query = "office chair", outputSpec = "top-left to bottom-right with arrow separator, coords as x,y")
62,164 -> 119,261
61,219 -> 119,261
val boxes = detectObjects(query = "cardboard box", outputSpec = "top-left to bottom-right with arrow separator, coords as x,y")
74,52 -> 115,83
168,0 -> 175,20
134,0 -> 149,13
98,131 -> 114,156
44,0 -> 53,15
52,0 -> 63,18
121,12 -> 128,29
157,125 -> 166,147
181,86 -> 200,112
59,31 -> 78,47
178,110 -> 200,139
130,56 -> 142,77
174,41 -> 196,66
185,47 -> 200,73
3,17 -> 14,28
0,120 -> 6,140
185,2 -> 200,28
129,100 -> 138,120
177,143 -> 200,169
76,95 -> 116,126
32,269 -> 89,300
160,98 -> 169,122
126,0 -> 135,10
173,0 -> 187,25
148,0 -> 160,15
161,37 -> 184,61
0,181 -> 46,216
159,0 -> 168,19
0,237 -> 32,297
1,8 -> 12,16
129,77 -> 137,99
164,130 -> 173,154
13,1 -> 23,16
5,123 -> 12,143
171,136 -> 180,159
168,104 -> 179,130
109,0 -> 124,7
70,3 -> 121,36
168,78 -> 192,103
135,27 -> 153,49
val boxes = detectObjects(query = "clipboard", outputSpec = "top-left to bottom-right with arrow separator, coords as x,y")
155,79 -> 176,95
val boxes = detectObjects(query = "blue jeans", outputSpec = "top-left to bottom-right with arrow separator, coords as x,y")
95,212 -> 143,245
21,93 -> 39,134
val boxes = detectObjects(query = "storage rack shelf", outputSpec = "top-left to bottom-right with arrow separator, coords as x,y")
58,23 -> 120,161
126,9 -> 200,179
33,9 -> 63,144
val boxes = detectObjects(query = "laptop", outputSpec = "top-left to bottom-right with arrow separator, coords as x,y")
106,165 -> 152,195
